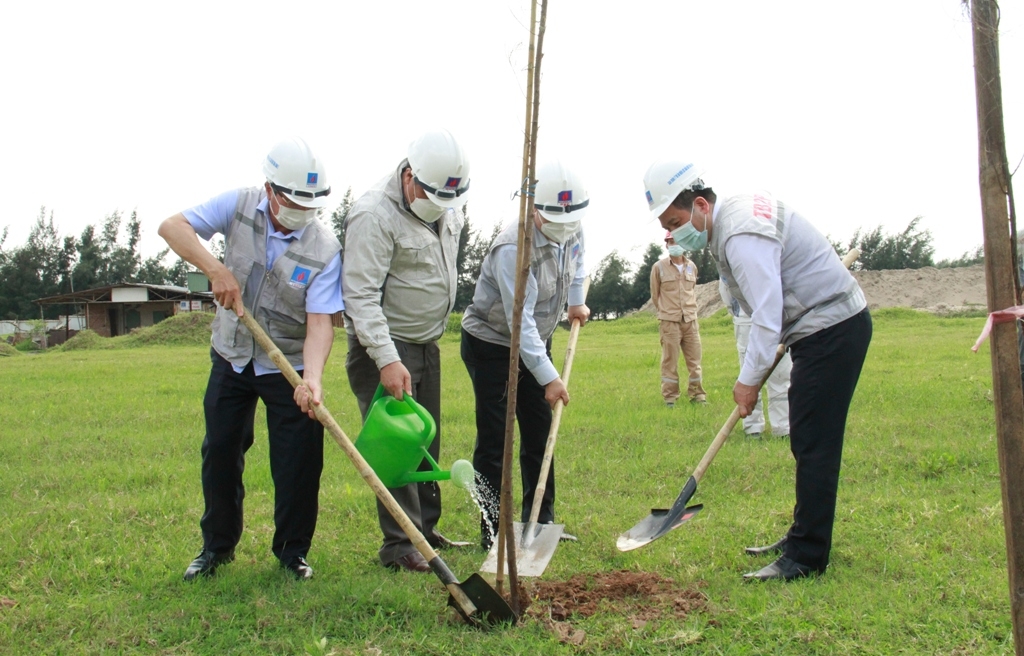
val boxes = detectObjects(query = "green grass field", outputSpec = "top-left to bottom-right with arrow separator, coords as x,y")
0,309 -> 1015,654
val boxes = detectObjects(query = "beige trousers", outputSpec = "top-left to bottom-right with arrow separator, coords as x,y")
659,319 -> 705,403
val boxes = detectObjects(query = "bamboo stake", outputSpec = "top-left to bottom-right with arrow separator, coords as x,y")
496,0 -> 548,616
969,1 -> 1024,652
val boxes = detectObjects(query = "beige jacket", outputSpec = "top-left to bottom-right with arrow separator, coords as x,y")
650,256 -> 698,323
342,161 -> 464,369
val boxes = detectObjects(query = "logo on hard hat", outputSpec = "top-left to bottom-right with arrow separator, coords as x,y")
557,190 -> 572,206
306,172 -> 318,188
444,177 -> 461,190
645,190 -> 654,206
268,156 -> 280,169
289,266 -> 312,289
667,163 -> 693,185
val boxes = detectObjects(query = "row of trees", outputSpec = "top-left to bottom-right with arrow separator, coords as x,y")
0,201 -> 986,323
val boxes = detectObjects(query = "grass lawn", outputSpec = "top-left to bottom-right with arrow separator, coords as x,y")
0,309 -> 1014,654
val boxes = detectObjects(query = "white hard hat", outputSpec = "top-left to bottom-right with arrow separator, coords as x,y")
407,129 -> 471,209
263,137 -> 331,209
534,160 -> 590,223
643,159 -> 707,219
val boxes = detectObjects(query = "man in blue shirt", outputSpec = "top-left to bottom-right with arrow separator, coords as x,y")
159,137 -> 343,581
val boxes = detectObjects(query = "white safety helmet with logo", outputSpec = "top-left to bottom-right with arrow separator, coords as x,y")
263,137 -> 332,210
407,129 -> 471,209
534,160 -> 590,223
643,159 -> 707,219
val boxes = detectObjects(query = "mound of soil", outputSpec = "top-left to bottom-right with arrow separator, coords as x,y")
510,570 -> 708,646
639,264 -> 989,318
123,311 -> 212,347
58,329 -> 109,351
0,342 -> 20,357
530,570 -> 707,621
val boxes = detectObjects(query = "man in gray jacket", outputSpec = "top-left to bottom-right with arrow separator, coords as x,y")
461,160 -> 590,549
342,128 -> 471,572
644,158 -> 872,581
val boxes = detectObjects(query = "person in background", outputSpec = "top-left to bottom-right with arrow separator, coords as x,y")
342,128 -> 471,573
719,274 -> 791,438
159,137 -> 342,582
460,160 -> 590,549
650,232 -> 706,407
643,158 -> 871,581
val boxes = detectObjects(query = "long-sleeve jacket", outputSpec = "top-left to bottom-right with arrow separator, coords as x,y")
650,256 -> 698,323
342,161 -> 464,369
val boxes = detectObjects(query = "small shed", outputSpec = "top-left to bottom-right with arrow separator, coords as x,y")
35,284 -> 215,337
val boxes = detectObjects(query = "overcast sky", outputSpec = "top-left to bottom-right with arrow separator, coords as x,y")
2,0 -> 1021,273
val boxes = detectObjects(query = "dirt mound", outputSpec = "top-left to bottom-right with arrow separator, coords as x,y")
0,342 -> 20,357
638,264 -> 988,318
121,311 -> 212,347
530,570 -> 708,621
58,329 -> 110,351
56,312 -> 213,351
520,570 -> 709,646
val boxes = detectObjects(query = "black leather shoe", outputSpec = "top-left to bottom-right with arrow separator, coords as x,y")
428,530 -> 471,550
743,556 -> 821,581
282,556 -> 313,580
744,536 -> 788,556
384,551 -> 431,573
183,548 -> 235,581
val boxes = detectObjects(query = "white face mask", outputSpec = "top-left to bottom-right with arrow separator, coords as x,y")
539,220 -> 580,244
410,197 -> 447,223
271,194 -> 317,230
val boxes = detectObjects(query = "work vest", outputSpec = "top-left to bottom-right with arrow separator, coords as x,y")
462,221 -> 583,346
711,192 -> 865,346
210,187 -> 342,370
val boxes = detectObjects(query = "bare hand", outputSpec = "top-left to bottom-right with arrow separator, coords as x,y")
380,361 -> 412,400
295,377 -> 322,419
210,266 -> 243,317
567,304 -> 590,328
545,377 -> 570,408
733,381 -> 759,417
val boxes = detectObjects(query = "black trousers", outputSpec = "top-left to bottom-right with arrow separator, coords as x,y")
345,335 -> 443,564
199,350 -> 324,562
784,309 -> 872,570
460,329 -> 556,542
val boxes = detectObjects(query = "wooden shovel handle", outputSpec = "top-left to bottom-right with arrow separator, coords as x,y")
237,311 -> 478,617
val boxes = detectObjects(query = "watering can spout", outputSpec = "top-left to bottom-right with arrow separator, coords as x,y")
355,385 -> 470,488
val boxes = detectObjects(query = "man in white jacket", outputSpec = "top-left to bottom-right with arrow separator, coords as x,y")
644,159 -> 872,581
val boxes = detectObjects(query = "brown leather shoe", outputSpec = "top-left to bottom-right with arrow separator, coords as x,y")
384,551 -> 431,573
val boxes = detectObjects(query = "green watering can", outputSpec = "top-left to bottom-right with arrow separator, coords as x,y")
355,384 -> 474,489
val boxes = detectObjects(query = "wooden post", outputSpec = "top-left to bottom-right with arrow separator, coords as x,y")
969,1 -> 1024,652
495,0 -> 549,616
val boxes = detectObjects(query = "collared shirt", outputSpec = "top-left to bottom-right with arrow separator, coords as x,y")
183,189 -> 343,375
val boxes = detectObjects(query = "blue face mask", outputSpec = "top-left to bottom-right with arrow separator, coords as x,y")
670,220 -> 707,251
667,245 -> 685,257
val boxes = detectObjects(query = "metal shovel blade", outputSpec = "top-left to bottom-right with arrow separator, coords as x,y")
616,504 -> 704,552
479,521 -> 563,577
446,573 -> 518,627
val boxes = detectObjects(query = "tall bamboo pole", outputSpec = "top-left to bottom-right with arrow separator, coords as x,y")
495,0 -> 549,616
969,1 -> 1024,652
